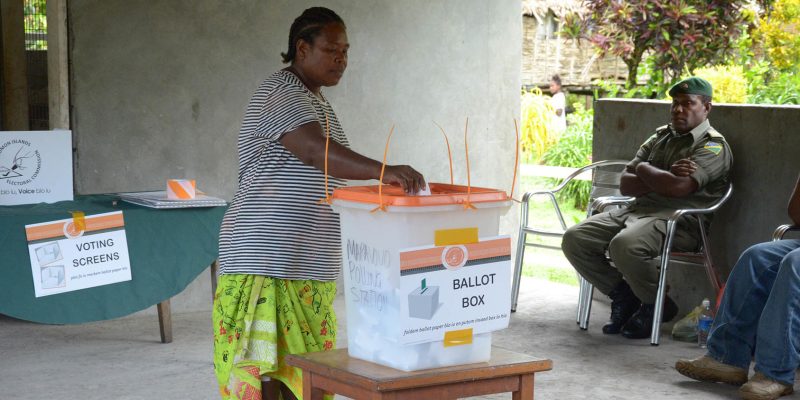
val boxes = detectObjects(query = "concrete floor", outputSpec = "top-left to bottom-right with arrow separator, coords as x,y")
1,276 -> 794,400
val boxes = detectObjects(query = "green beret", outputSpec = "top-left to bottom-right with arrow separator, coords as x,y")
669,77 -> 713,98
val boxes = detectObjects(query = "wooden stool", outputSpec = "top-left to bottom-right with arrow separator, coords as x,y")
285,346 -> 552,399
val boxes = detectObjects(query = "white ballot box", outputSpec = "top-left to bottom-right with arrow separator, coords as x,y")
332,183 -> 512,371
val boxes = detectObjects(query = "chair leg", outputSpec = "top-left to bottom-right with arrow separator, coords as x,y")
651,223 -> 677,346
576,278 -> 584,324
511,230 -> 527,313
578,278 -> 593,330
698,222 -> 722,293
577,276 -> 589,324
651,261 -> 669,345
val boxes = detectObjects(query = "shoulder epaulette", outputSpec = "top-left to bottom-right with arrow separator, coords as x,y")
706,127 -> 724,139
655,124 -> 671,135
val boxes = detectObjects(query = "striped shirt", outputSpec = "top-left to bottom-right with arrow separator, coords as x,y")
218,70 -> 350,280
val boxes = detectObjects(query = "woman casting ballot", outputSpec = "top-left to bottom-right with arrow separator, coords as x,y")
212,7 -> 425,400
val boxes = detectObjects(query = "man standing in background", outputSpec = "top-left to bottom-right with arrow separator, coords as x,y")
549,74 -> 567,133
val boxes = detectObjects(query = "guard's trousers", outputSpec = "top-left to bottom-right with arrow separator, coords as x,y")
561,208 -> 698,303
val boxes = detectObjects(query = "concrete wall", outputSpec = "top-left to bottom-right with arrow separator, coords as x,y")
593,99 -> 800,309
68,1 -> 522,314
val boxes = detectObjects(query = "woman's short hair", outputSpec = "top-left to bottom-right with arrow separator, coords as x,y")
281,7 -> 345,63
551,74 -> 562,86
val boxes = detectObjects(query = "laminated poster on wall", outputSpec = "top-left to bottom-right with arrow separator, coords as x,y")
0,130 -> 74,206
25,211 -> 132,298
398,236 -> 511,345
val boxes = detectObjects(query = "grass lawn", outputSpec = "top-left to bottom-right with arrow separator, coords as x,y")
517,174 -> 585,286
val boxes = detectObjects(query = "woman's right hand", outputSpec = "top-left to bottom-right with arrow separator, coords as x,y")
382,165 -> 426,194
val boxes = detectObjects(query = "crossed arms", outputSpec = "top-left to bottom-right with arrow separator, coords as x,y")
620,159 -> 699,198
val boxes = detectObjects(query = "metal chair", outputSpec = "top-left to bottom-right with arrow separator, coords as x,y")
576,183 -> 734,345
773,224 -> 800,241
511,160 -> 631,312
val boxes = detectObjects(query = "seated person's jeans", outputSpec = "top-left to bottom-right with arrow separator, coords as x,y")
707,239 -> 800,385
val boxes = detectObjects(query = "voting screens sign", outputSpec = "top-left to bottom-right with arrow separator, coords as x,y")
25,211 -> 132,297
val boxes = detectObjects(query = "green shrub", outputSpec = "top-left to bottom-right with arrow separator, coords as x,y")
542,104 -> 594,210
748,71 -> 800,104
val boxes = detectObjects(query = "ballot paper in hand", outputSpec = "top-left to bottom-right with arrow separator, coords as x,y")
415,183 -> 431,196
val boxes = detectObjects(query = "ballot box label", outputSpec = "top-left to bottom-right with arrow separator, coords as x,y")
398,236 -> 511,344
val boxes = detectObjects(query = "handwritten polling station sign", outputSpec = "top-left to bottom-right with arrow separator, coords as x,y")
0,130 -> 73,206
25,211 -> 132,297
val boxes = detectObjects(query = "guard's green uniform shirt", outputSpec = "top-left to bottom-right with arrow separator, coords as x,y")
626,119 -> 732,219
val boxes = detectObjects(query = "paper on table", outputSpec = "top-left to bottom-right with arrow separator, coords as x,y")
118,191 -> 226,209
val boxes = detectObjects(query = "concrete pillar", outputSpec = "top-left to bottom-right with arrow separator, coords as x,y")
47,0 -> 69,130
1,0 -> 29,130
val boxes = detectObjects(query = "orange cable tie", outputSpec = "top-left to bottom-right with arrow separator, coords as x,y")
319,114 -> 333,204
433,121 -> 454,185
463,117 -> 474,210
369,204 -> 388,213
511,118 -> 520,200
375,125 -> 395,212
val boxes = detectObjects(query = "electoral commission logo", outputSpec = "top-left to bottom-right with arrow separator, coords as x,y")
0,139 -> 42,186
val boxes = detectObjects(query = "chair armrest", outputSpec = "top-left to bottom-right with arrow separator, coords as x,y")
532,159 -> 630,197
522,159 -> 630,203
521,189 -> 558,203
519,159 -> 631,231
590,196 -> 635,214
666,183 -> 733,223
520,182 -> 577,202
773,225 -> 800,241
520,189 -> 567,231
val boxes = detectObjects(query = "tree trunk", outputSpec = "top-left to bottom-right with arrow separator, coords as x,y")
624,46 -> 646,89
624,58 -> 639,89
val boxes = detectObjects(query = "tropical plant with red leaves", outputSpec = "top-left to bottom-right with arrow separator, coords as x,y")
584,0 -> 760,89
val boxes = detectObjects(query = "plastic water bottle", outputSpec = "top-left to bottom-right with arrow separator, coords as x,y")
697,298 -> 713,348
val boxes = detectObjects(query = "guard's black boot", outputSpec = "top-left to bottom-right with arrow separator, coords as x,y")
602,281 -> 642,334
621,296 -> 679,339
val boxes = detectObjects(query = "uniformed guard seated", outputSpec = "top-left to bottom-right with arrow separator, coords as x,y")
561,77 -> 733,339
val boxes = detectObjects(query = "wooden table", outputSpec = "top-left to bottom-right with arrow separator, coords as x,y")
285,347 -> 552,399
0,195 -> 225,343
